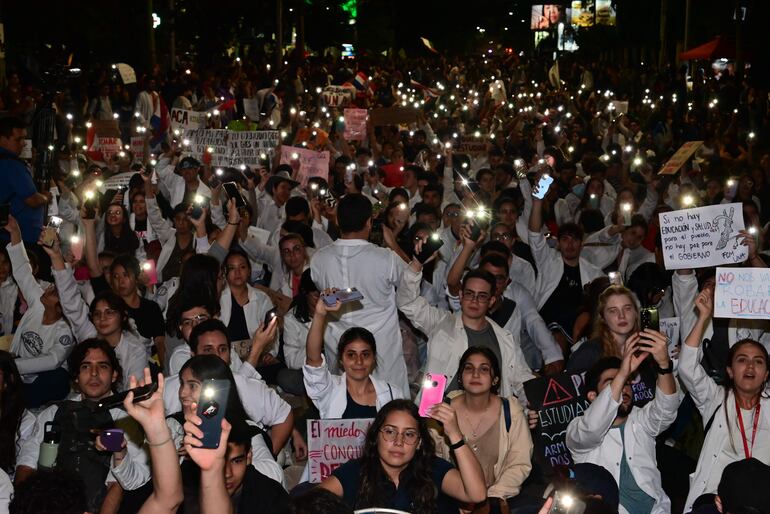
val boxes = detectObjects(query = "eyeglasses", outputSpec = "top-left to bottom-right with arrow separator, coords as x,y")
492,232 -> 512,241
92,308 -> 119,320
445,211 -> 461,218
180,314 -> 210,328
107,210 -> 122,217
379,426 -> 420,445
281,245 -> 304,256
462,290 -> 491,303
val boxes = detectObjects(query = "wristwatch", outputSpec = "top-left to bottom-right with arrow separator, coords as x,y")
449,437 -> 466,450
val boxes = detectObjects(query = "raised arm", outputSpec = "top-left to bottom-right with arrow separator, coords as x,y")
184,414 -> 234,514
4,216 -> 43,302
446,224 -> 484,296
396,251 -> 449,336
82,211 -> 103,278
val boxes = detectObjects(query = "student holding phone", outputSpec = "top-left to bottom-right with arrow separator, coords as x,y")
319,399 -> 487,513
303,293 -> 403,419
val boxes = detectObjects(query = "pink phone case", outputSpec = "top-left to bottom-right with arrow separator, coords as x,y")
418,373 -> 447,417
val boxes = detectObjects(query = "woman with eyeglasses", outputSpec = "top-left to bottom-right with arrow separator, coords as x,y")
432,347 -> 533,514
320,399 -> 487,514
100,202 -> 141,258
43,235 -> 148,391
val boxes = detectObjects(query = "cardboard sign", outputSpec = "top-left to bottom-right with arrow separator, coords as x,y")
610,100 -> 628,114
170,108 -> 207,131
659,203 -> 747,270
130,136 -> 147,162
183,128 -> 229,166
242,98 -> 260,120
715,267 -> 770,319
115,63 -> 137,85
343,108 -> 368,141
321,85 -> 354,108
280,146 -> 329,186
90,136 -> 122,161
307,418 -> 372,483
524,373 -> 590,470
658,141 -> 703,175
227,131 -> 280,165
458,135 -> 487,157
659,317 -> 681,359
370,106 -> 419,126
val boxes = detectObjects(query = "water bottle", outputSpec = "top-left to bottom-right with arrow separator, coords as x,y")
38,421 -> 60,469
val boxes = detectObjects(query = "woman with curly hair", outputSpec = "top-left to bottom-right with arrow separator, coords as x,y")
320,399 -> 486,514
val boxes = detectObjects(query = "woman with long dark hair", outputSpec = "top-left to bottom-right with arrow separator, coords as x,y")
320,399 -> 487,514
101,203 -> 141,258
0,351 -> 34,480
680,285 -> 770,513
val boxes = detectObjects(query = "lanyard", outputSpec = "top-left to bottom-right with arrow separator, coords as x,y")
735,396 -> 761,459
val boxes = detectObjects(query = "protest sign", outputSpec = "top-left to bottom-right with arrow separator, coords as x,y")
130,136 -> 147,162
183,129 -> 229,166
370,106 -> 420,126
610,100 -> 628,114
170,108 -> 207,131
659,317 -> 681,359
20,139 -> 31,159
115,63 -> 137,85
524,373 -> 590,470
242,98 -> 260,120
280,145 -> 330,186
227,131 -> 280,165
307,418 -> 372,483
458,135 -> 487,157
294,127 -> 329,150
659,203 -> 747,270
658,141 -> 703,175
715,267 -> 770,319
343,108 -> 368,140
321,85 -> 354,107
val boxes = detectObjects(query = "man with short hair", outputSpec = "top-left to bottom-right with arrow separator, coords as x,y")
156,155 -> 212,209
583,215 -> 655,281
566,334 -> 679,514
0,116 -> 50,244
310,193 -> 409,395
256,167 -> 299,234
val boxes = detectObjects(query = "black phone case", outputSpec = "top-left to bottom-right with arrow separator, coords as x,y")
415,238 -> 444,263
97,381 -> 158,410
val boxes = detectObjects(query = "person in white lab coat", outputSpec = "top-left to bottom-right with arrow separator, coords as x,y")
566,331 -> 680,514
582,217 -> 655,282
310,193 -> 409,396
678,285 -> 770,513
155,156 -> 212,210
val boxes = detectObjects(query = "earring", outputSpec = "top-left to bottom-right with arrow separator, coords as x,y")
492,377 -> 499,385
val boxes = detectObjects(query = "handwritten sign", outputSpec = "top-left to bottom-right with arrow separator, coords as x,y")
658,141 -> 703,175
280,146 -> 329,186
321,85 -> 354,107
659,317 -> 681,359
715,267 -> 770,319
170,108 -> 207,131
458,135 -> 487,157
659,203 -> 747,270
227,131 -> 280,165
370,106 -> 419,126
343,108 -> 368,141
242,98 -> 260,120
524,373 -> 589,471
130,136 -> 147,162
307,418 -> 372,483
183,128 -> 229,166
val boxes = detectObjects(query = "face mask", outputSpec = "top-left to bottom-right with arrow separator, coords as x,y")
571,183 -> 586,197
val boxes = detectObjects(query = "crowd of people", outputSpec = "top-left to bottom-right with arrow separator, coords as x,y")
0,46 -> 768,514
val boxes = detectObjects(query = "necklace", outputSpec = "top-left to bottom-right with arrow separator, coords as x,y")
461,398 -> 491,451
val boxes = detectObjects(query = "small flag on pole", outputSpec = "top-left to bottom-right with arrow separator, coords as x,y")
420,37 -> 439,54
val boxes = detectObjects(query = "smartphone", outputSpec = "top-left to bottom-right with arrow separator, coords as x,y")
322,287 -> 364,307
83,193 -> 98,220
418,373 -> 447,417
97,381 -> 158,410
415,233 -> 445,263
141,259 -> 158,286
608,271 -> 622,286
0,204 -> 9,228
100,428 -> 125,452
464,217 -> 481,241
40,216 -> 63,247
533,174 -> 554,200
263,306 -> 279,326
640,307 -> 660,332
196,379 -> 231,449
548,491 -> 587,514
222,182 -> 247,209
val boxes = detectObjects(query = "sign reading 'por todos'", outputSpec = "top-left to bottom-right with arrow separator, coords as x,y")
659,203 -> 748,270
715,267 -> 770,319
307,418 -> 373,483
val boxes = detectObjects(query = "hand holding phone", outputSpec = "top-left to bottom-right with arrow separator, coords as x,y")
415,233 -> 444,263
41,216 -> 63,247
195,379 -> 231,449
97,381 -> 158,411
263,307 -> 279,327
418,373 -> 447,417
322,287 -> 364,307
99,429 -> 125,452
533,173 -> 554,200
223,182 -> 247,209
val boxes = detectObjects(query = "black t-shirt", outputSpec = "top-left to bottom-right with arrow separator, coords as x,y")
228,294 -> 250,342
513,240 -> 537,275
489,297 -> 516,328
332,457 -> 457,514
126,298 -> 165,340
539,263 -> 582,333
341,391 -> 377,419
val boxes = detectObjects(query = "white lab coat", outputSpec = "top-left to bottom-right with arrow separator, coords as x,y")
397,266 -> 534,405
678,343 -> 770,512
7,243 -> 74,382
17,396 -> 150,491
582,226 -> 656,281
156,164 -> 211,209
310,238 -> 409,396
0,278 -> 18,337
566,385 -> 680,514
528,229 -> 605,310
219,284 -> 274,338
0,468 -> 9,514
52,268 -> 148,391
255,190 -> 287,234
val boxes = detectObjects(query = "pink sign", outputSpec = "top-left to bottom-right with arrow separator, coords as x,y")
343,108 -> 368,141
307,418 -> 373,483
279,146 -> 330,187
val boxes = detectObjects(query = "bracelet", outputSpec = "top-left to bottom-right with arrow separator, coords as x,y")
449,437 -> 466,450
145,435 -> 173,447
656,361 -> 673,375
227,221 -> 240,226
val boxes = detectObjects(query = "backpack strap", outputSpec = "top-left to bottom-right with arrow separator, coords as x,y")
388,384 -> 393,401
704,404 -> 720,435
502,397 -> 512,431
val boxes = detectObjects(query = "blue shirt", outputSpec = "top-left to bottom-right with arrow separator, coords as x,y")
616,423 -> 655,514
332,456 -> 458,514
0,148 -> 43,242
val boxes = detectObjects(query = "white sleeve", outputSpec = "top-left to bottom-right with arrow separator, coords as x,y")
52,268 -> 98,343
17,406 -> 58,470
566,388 -> 617,453
236,375 -> 292,427
14,324 -> 74,375
303,356 -> 335,415
514,289 -> 563,364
